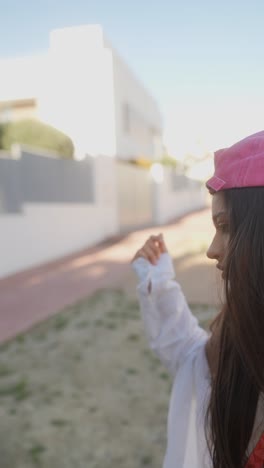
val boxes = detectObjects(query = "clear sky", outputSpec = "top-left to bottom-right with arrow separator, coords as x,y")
1,0 -> 264,157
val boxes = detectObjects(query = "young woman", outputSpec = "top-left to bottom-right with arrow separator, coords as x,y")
132,131 -> 264,468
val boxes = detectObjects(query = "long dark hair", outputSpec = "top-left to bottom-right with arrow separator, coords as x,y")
206,187 -> 264,468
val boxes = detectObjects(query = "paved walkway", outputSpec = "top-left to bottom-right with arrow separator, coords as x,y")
0,208 -> 219,343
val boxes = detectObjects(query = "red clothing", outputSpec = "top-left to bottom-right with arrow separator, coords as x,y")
246,433 -> 264,468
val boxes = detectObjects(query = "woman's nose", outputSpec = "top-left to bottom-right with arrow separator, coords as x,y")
206,237 -> 219,260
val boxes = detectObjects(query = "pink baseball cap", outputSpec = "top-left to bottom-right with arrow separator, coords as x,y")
206,130 -> 264,192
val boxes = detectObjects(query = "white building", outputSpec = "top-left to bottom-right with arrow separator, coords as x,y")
0,24 -> 163,161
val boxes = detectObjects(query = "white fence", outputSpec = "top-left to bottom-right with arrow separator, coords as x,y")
0,148 -> 207,278
152,165 -> 206,225
0,149 -> 118,278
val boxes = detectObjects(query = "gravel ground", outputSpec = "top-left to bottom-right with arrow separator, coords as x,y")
0,286 -> 217,468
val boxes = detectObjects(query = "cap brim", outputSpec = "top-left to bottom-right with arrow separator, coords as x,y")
206,176 -> 226,192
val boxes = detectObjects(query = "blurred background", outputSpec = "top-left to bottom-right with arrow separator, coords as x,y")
0,1 -> 263,466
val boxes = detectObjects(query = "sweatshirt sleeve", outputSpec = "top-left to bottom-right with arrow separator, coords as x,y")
132,253 -> 208,377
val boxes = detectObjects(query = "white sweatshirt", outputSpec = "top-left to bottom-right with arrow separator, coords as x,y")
132,252 -> 264,468
132,252 -> 212,468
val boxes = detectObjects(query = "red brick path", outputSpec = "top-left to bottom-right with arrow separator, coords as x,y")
0,208 -> 218,343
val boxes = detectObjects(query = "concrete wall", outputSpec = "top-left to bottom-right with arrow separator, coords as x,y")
116,161 -> 207,231
116,161 -> 152,231
0,148 -> 118,278
152,165 -> 206,225
0,148 -> 206,279
0,147 -> 94,213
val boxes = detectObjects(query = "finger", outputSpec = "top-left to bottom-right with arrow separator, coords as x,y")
147,235 -> 166,254
149,234 -> 162,246
158,233 -> 168,253
145,238 -> 161,256
131,233 -> 166,264
143,244 -> 158,264
131,249 -> 148,263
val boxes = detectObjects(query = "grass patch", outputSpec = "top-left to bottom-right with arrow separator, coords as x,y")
126,368 -> 138,375
35,332 -> 47,341
53,315 -> 69,331
17,334 -> 26,343
106,322 -> 117,330
121,419 -> 129,426
51,419 -> 69,427
75,320 -> 89,329
0,377 -> 30,401
0,363 -> 12,377
89,406 -> 97,413
107,310 -> 123,319
127,333 -> 140,342
141,455 -> 153,465
28,443 -> 46,464
0,341 -> 11,353
159,372 -> 169,381
94,319 -> 104,327
73,352 -> 82,361
51,389 -> 63,398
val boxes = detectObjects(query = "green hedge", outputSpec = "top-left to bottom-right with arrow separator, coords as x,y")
0,119 -> 74,159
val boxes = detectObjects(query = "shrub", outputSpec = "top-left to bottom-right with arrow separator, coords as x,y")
0,119 -> 74,158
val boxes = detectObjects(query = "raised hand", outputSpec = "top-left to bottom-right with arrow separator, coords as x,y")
132,233 -> 168,265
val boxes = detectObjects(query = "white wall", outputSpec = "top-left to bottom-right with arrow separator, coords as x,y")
0,156 -> 118,279
38,25 -> 117,159
152,166 -> 207,225
92,155 -> 119,235
111,47 -> 163,160
116,162 -> 152,231
0,156 -> 207,279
